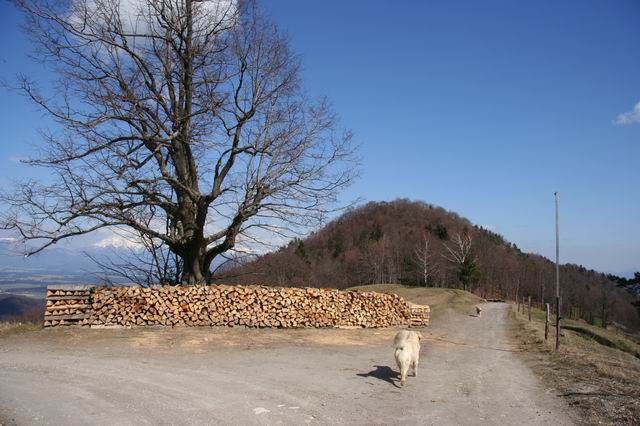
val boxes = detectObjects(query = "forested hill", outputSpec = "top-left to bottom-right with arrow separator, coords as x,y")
217,199 -> 639,329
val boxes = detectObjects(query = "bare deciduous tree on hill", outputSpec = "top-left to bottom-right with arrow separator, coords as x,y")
442,230 -> 479,292
413,234 -> 436,286
1,0 -> 356,284
442,231 -> 473,266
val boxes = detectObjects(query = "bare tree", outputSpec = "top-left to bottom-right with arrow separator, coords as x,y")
442,230 -> 479,291
2,0 -> 356,284
442,231 -> 473,265
600,284 -> 610,329
359,237 -> 386,284
413,233 -> 436,286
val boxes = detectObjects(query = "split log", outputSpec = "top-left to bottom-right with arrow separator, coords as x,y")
47,295 -> 92,301
43,314 -> 90,320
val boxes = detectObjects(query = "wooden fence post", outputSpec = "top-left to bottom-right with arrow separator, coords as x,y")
528,296 -> 532,322
544,303 -> 550,341
555,296 -> 561,352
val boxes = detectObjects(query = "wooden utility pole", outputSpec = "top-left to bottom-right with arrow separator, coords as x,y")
545,303 -> 550,341
554,192 -> 561,351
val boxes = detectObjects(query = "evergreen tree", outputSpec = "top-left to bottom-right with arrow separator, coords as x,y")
458,257 -> 481,292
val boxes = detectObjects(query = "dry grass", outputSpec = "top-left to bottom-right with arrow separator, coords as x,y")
0,324 -> 408,354
348,284 -> 483,319
511,304 -> 640,425
0,321 -> 43,336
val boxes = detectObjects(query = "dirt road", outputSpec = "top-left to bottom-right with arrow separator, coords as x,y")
0,303 -> 575,425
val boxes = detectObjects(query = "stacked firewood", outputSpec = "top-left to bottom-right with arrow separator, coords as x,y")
88,285 -> 412,328
44,286 -> 94,327
407,302 -> 431,327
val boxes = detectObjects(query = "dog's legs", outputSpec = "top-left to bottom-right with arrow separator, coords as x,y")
400,363 -> 409,386
412,360 -> 419,377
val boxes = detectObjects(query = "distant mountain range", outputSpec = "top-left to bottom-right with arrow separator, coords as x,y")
0,238 -> 99,272
0,243 -> 121,322
0,238 -> 133,294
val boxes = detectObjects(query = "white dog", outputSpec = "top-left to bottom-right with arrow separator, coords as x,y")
393,330 -> 422,386
476,306 -> 482,317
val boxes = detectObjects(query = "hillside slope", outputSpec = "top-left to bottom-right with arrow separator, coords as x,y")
0,294 -> 44,322
218,199 -> 639,329
349,284 -> 482,319
514,305 -> 640,424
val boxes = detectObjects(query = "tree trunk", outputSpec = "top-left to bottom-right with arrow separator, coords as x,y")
181,254 -> 203,284
180,241 -> 211,285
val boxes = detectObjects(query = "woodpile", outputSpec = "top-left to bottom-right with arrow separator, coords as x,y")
88,285 -> 412,328
407,302 -> 431,327
43,284 -> 430,329
44,285 -> 94,327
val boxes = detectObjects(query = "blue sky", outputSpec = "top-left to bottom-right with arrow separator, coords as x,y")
0,0 -> 639,276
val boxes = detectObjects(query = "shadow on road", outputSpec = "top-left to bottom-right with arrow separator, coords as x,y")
357,365 -> 400,387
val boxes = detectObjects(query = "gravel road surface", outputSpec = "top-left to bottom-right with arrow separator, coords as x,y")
0,303 -> 575,425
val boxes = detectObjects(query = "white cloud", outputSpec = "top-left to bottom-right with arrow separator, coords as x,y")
70,0 -> 238,39
614,100 -> 640,125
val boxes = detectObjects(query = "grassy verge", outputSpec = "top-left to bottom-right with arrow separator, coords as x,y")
511,304 -> 640,425
348,284 -> 483,319
0,321 -> 43,336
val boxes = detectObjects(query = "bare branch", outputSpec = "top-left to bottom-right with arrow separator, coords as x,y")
2,0 -> 357,284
